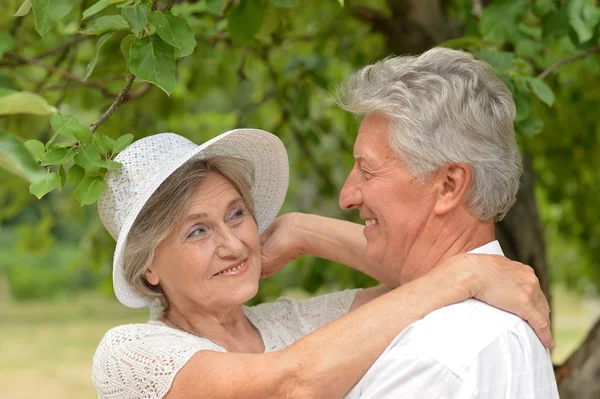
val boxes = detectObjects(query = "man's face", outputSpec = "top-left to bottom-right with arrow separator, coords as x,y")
339,113 -> 438,282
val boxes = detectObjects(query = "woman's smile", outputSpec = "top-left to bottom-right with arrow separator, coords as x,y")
213,259 -> 250,278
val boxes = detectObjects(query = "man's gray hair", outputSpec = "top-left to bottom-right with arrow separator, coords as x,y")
337,47 -> 522,222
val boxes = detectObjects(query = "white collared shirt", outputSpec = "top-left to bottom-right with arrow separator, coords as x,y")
346,240 -> 559,398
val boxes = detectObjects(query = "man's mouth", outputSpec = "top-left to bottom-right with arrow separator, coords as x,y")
365,218 -> 378,227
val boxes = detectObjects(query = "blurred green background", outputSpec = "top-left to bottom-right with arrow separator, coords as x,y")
1,0 -> 600,397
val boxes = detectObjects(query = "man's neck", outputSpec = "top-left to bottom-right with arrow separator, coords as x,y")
398,216 -> 495,285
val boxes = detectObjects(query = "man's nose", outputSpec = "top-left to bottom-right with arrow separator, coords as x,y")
215,226 -> 244,259
339,168 -> 362,210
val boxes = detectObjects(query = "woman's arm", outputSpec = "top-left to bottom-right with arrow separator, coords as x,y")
167,254 -> 549,399
260,213 -> 392,283
166,254 -> 551,399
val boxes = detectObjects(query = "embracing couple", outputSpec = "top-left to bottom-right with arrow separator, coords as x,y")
92,48 -> 559,398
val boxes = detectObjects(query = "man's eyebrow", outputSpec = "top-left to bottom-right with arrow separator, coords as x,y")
353,153 -> 364,160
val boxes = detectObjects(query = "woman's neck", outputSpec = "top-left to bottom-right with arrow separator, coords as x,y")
160,304 -> 264,354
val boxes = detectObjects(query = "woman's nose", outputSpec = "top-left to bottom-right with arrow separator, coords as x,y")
215,227 -> 244,259
339,169 -> 362,210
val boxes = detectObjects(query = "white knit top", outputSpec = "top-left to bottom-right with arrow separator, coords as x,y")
92,289 -> 360,399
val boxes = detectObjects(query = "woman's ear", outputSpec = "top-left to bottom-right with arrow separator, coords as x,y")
433,163 -> 472,216
144,268 -> 160,286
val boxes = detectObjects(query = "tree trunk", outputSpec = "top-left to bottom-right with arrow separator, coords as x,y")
349,0 -> 599,395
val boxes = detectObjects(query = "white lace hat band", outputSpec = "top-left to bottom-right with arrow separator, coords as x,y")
97,129 -> 289,308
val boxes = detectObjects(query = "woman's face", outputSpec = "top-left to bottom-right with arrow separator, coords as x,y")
144,172 -> 261,314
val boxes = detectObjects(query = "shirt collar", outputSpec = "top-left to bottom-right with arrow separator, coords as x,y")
467,240 -> 504,256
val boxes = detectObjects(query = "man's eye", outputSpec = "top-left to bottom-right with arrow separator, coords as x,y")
362,170 -> 373,181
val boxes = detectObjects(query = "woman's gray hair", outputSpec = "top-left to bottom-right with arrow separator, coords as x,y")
123,156 -> 256,310
337,47 -> 522,222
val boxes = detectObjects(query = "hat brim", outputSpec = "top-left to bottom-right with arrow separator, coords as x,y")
111,129 -> 289,308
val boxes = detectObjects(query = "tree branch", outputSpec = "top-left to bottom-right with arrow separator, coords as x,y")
35,36 -> 90,59
7,53 -> 115,97
348,4 -> 393,36
538,44 -> 600,80
90,74 -> 136,132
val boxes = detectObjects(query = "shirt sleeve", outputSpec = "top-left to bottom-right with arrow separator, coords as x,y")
348,324 -> 559,399
92,323 -> 224,399
296,288 -> 361,333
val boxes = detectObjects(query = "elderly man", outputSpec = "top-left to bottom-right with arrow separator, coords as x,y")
336,48 -> 559,398
262,47 -> 558,398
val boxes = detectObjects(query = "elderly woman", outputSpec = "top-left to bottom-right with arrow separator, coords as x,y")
92,129 -> 550,399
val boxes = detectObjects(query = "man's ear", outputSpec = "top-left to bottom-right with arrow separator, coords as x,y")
433,163 -> 472,216
144,268 -> 160,286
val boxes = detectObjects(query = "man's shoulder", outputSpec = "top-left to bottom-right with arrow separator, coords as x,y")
390,299 -> 533,369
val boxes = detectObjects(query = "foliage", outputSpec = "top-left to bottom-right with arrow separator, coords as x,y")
0,0 -> 599,301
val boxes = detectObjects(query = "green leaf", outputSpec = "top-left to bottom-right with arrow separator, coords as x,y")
83,0 -> 126,20
76,175 -> 106,205
148,11 -> 196,58
228,0 -> 265,46
479,50 -> 514,74
0,91 -> 57,116
534,0 -> 556,17
567,0 -> 600,43
95,159 -> 122,169
122,5 -> 149,36
81,15 -> 129,35
517,113 -> 544,137
112,133 -> 134,153
71,124 -> 94,144
85,31 -> 115,80
514,92 -> 532,123
74,146 -> 102,172
14,0 -> 32,17
40,148 -> 75,166
49,114 -> 79,146
0,33 -> 15,58
31,0 -> 75,38
129,35 -> 176,95
526,77 -> 555,106
67,164 -> 85,186
437,36 -> 485,50
337,0 -> 344,6
120,34 -> 137,67
480,0 -> 528,44
206,0 -> 225,15
58,164 -> 67,189
270,0 -> 299,7
29,172 -> 61,199
24,139 -> 45,160
92,135 -> 113,156
0,130 -> 45,183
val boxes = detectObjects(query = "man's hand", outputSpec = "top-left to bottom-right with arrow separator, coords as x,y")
260,213 -> 306,278
438,254 -> 553,349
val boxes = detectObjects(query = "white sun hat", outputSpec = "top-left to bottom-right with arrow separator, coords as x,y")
97,129 -> 289,308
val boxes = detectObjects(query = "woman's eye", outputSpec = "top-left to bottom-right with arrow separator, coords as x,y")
188,226 -> 206,238
362,170 -> 373,181
230,208 -> 246,220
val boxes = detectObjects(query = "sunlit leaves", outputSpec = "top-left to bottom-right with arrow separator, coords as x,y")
110,133 -> 134,154
40,148 -> 75,166
129,35 -> 176,94
567,0 -> 600,43
526,77 -> 555,106
85,32 -> 115,80
480,0 -> 528,43
81,15 -> 129,35
30,0 -> 75,38
29,172 -> 61,199
479,50 -> 514,74
49,114 -> 93,146
24,140 -> 45,161
148,11 -> 196,58
271,0 -> 299,7
122,5 -> 149,36
75,175 -> 106,205
13,0 -> 32,17
0,91 -> 57,115
228,0 -> 265,46
83,0 -> 127,20
0,130 -> 45,183
67,164 -> 85,186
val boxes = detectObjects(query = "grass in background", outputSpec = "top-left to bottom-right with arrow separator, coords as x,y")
0,287 -> 598,398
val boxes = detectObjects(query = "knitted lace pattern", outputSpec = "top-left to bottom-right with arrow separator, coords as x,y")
92,289 -> 359,398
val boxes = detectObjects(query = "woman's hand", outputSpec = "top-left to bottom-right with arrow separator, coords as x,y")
434,253 -> 552,348
260,213 -> 306,278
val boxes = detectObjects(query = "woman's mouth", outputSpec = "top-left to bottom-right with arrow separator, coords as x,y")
214,260 -> 249,277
